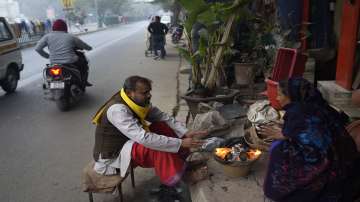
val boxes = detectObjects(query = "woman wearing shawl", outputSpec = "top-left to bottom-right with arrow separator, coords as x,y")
259,77 -> 359,202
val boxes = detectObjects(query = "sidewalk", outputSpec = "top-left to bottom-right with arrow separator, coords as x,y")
69,23 -> 105,36
174,47 -> 269,202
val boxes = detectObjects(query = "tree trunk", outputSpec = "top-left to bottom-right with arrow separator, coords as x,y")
205,14 -> 236,90
172,1 -> 181,25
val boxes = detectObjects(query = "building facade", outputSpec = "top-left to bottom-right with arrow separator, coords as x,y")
0,0 -> 20,19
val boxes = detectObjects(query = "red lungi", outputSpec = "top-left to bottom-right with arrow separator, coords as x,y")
131,122 -> 188,186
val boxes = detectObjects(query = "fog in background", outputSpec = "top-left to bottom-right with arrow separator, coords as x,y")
17,0 -> 64,20
15,0 -> 169,21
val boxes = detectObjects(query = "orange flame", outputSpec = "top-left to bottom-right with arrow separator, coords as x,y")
215,147 -> 262,161
215,148 -> 232,159
247,149 -> 262,160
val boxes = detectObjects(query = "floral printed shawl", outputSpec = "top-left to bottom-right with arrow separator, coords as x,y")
264,78 -> 357,202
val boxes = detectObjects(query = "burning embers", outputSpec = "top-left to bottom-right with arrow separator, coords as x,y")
213,137 -> 263,177
215,144 -> 261,163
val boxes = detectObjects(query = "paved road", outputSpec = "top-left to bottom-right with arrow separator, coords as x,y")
0,21 -> 187,202
18,21 -> 148,88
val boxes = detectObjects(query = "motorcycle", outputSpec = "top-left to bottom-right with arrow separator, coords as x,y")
171,25 -> 184,44
43,51 -> 88,111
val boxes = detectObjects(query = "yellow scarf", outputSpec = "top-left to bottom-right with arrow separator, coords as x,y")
92,88 -> 150,131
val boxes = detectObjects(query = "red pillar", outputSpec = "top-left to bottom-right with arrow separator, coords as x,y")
335,0 -> 360,90
301,0 -> 310,51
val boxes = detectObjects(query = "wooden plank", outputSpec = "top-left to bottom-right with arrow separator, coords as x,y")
301,0 -> 310,51
335,0 -> 360,89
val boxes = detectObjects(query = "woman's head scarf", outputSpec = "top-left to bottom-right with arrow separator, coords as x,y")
279,77 -> 326,106
279,77 -> 346,139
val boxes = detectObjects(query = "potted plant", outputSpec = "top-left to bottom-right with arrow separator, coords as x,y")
233,14 -> 277,88
177,0 -> 252,118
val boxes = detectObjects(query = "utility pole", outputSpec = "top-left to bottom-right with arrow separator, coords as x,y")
62,0 -> 74,31
94,0 -> 98,22
94,0 -> 101,28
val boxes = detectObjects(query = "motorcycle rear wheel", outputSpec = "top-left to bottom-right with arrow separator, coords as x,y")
56,97 -> 70,111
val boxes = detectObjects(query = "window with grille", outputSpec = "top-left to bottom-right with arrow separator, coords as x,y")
0,20 -> 12,42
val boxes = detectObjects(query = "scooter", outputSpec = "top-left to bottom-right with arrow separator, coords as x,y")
171,25 -> 184,44
43,51 -> 88,111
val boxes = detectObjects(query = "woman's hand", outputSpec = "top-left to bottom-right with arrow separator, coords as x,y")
184,130 -> 208,139
181,138 -> 205,148
258,124 -> 286,140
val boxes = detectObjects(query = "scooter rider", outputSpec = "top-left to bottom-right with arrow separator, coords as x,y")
35,19 -> 93,86
147,16 -> 168,58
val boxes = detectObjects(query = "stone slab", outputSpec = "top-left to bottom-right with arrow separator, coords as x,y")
317,80 -> 354,106
317,81 -> 360,119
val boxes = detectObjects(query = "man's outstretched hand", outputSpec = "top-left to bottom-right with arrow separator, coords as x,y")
184,130 -> 208,139
181,137 -> 205,148
180,130 -> 208,148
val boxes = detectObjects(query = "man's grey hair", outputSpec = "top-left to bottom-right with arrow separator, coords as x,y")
123,75 -> 152,92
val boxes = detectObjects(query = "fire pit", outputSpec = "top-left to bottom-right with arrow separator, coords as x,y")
213,137 -> 262,177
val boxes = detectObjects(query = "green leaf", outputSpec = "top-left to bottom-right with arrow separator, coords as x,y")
178,0 -> 207,12
177,47 -> 192,63
223,0 -> 253,14
198,35 -> 208,58
197,10 -> 217,27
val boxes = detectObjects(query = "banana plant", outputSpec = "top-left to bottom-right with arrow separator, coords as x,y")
178,0 -> 254,91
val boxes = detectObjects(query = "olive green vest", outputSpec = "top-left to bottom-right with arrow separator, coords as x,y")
92,94 -> 138,161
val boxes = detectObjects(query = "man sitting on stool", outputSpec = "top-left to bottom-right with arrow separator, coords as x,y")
91,75 -> 208,201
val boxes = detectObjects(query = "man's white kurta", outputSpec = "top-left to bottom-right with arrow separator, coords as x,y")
94,104 -> 188,177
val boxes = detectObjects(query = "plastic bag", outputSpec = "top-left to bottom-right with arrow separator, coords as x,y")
247,100 -> 280,127
201,137 -> 226,152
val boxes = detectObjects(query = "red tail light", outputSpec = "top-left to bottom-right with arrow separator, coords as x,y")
49,67 -> 62,76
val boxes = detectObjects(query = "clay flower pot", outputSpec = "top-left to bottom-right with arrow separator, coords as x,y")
233,63 -> 257,85
181,88 -> 240,118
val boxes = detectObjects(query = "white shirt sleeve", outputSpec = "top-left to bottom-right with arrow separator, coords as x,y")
107,104 -> 182,153
146,106 -> 188,138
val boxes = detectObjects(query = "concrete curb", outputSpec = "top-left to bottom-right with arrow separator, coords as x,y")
174,45 -> 191,124
19,27 -> 107,49
19,21 -> 141,49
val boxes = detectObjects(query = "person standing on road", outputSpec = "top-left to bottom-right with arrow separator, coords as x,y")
147,16 -> 168,59
35,19 -> 93,86
91,75 -> 209,201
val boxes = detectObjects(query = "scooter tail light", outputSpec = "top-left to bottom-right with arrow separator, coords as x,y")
49,67 -> 62,76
